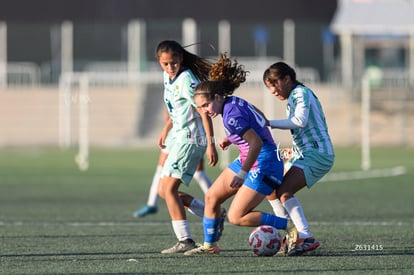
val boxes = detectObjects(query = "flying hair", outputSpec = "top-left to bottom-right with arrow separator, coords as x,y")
183,42 -> 216,54
194,53 -> 248,99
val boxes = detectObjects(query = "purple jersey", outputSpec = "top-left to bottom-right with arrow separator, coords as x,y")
222,96 -> 277,166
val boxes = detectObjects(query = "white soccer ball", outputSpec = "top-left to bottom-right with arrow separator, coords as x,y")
248,225 -> 281,256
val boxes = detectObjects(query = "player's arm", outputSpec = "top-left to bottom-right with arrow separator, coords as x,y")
158,117 -> 172,150
269,93 -> 309,129
197,108 -> 218,167
230,128 -> 263,188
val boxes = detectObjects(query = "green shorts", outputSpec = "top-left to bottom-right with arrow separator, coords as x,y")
162,142 -> 206,186
161,131 -> 174,154
292,148 -> 335,188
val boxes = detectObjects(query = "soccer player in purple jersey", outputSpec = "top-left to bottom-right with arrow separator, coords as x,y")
184,53 -> 298,256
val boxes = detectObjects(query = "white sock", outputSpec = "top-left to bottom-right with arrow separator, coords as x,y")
172,220 -> 191,241
188,198 -> 205,217
268,198 -> 289,219
283,197 -> 312,239
193,170 -> 212,194
146,165 -> 162,206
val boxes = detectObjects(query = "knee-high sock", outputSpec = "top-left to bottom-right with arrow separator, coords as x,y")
267,198 -> 289,218
193,170 -> 212,194
146,165 -> 162,206
172,220 -> 192,241
188,198 -> 205,217
259,212 -> 288,229
203,216 -> 220,244
283,197 -> 311,239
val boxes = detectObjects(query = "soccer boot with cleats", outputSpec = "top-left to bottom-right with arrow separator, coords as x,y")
288,237 -> 320,256
184,243 -> 220,256
161,239 -> 197,254
133,205 -> 157,218
285,219 -> 299,255
276,234 -> 288,255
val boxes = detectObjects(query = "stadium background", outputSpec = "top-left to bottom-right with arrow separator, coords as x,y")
1,2 -> 413,273
0,0 -> 413,150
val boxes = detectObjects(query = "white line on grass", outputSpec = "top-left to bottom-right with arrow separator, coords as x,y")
0,220 -> 411,227
321,166 -> 406,182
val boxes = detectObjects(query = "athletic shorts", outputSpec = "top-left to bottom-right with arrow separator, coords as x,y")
228,149 -> 284,196
292,148 -> 335,188
162,142 -> 206,186
161,131 -> 174,154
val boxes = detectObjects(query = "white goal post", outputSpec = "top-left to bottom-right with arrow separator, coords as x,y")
361,74 -> 371,171
58,71 -> 160,170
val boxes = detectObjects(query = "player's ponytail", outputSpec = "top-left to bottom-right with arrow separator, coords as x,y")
195,53 -> 248,99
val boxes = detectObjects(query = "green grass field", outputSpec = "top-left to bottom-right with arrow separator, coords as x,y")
0,146 -> 413,274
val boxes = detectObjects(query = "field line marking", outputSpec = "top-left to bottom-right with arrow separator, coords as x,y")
321,166 -> 406,182
0,220 -> 411,227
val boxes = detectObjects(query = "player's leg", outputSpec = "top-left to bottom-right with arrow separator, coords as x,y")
133,150 -> 168,218
278,166 -> 316,256
227,185 -> 290,229
179,191 -> 204,217
193,158 -> 212,194
279,150 -> 333,256
183,158 -> 211,217
158,176 -> 197,254
184,168 -> 237,255
159,143 -> 205,254
267,190 -> 289,218
267,150 -> 292,218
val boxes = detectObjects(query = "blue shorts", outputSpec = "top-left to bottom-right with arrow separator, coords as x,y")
162,142 -> 206,186
292,148 -> 335,188
228,149 -> 284,196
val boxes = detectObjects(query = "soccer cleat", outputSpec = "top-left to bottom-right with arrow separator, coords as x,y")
183,244 -> 220,256
287,237 -> 320,256
133,205 -> 158,218
276,235 -> 288,255
285,219 -> 299,253
161,239 -> 197,254
216,208 -> 227,242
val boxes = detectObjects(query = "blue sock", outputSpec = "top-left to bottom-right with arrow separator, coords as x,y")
203,216 -> 220,243
259,212 -> 288,229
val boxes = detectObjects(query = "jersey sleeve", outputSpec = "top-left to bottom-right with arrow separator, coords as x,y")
224,105 -> 251,138
270,88 -> 310,129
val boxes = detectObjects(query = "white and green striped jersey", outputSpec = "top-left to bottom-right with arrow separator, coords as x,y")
269,84 -> 334,155
163,68 -> 206,145
287,85 -> 333,154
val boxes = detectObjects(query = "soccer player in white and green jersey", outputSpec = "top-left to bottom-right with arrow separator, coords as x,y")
263,62 -> 335,256
155,40 -> 219,254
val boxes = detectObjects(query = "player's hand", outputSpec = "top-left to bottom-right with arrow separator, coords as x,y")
218,138 -> 231,151
206,144 -> 218,167
157,135 -> 166,150
230,175 -> 244,189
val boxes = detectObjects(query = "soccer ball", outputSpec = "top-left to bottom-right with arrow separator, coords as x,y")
248,225 -> 281,256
